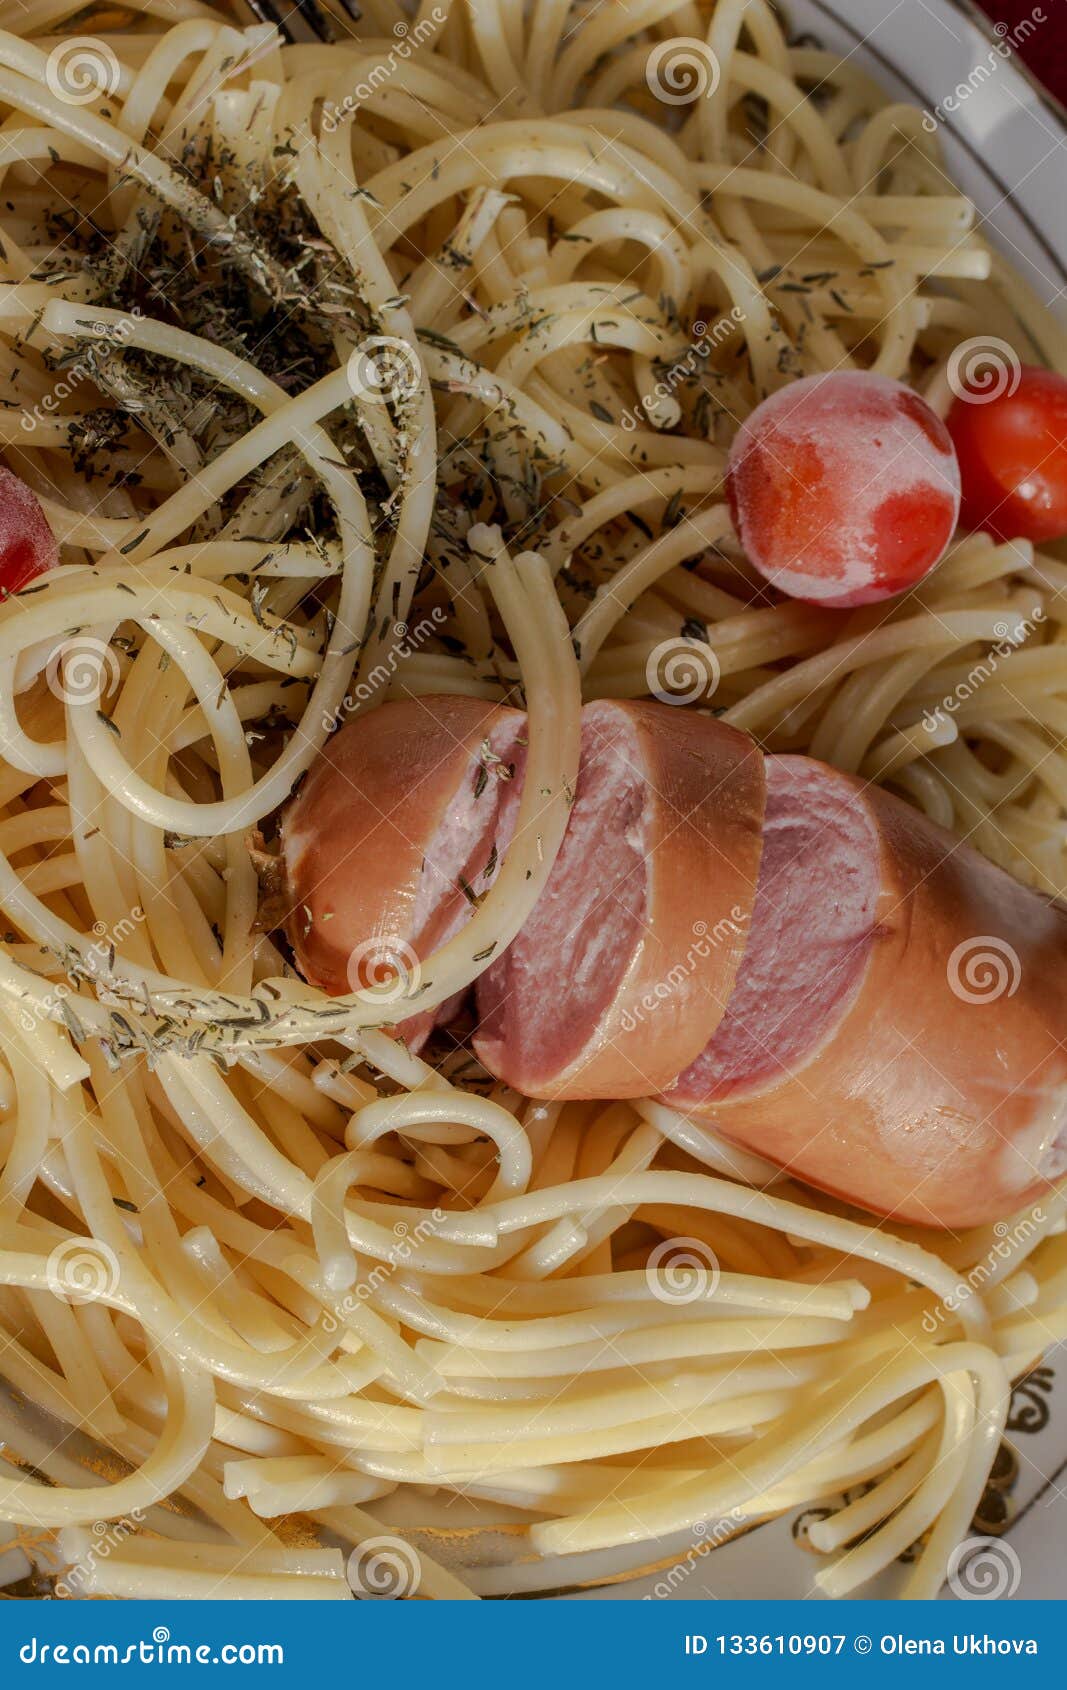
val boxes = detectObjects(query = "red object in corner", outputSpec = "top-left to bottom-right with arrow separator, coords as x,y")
0,467 -> 58,599
975,0 -> 1067,111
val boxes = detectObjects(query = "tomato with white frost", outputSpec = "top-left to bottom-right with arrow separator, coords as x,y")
0,466 -> 58,599
725,371 -> 961,608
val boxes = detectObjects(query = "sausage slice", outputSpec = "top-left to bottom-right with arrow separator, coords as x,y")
670,754 -> 1067,1228
281,695 -> 526,1047
473,699 -> 765,1099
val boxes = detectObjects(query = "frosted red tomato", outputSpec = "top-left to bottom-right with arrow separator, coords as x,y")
726,371 -> 961,608
947,365 -> 1067,544
0,466 -> 58,599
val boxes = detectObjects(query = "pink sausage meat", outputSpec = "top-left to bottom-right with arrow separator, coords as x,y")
474,699 -> 765,1099
282,695 -> 526,1048
666,757 -> 880,1104
671,754 -> 1067,1229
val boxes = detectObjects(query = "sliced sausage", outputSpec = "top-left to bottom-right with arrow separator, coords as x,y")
473,699 -> 765,1099
665,754 -> 880,1107
668,753 -> 1067,1229
281,695 -> 526,1048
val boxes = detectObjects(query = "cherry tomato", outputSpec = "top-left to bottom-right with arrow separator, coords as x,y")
0,466 -> 58,599
725,371 -> 961,608
946,364 -> 1067,543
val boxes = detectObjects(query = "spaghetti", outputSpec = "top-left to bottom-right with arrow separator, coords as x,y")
0,0 -> 1065,1601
